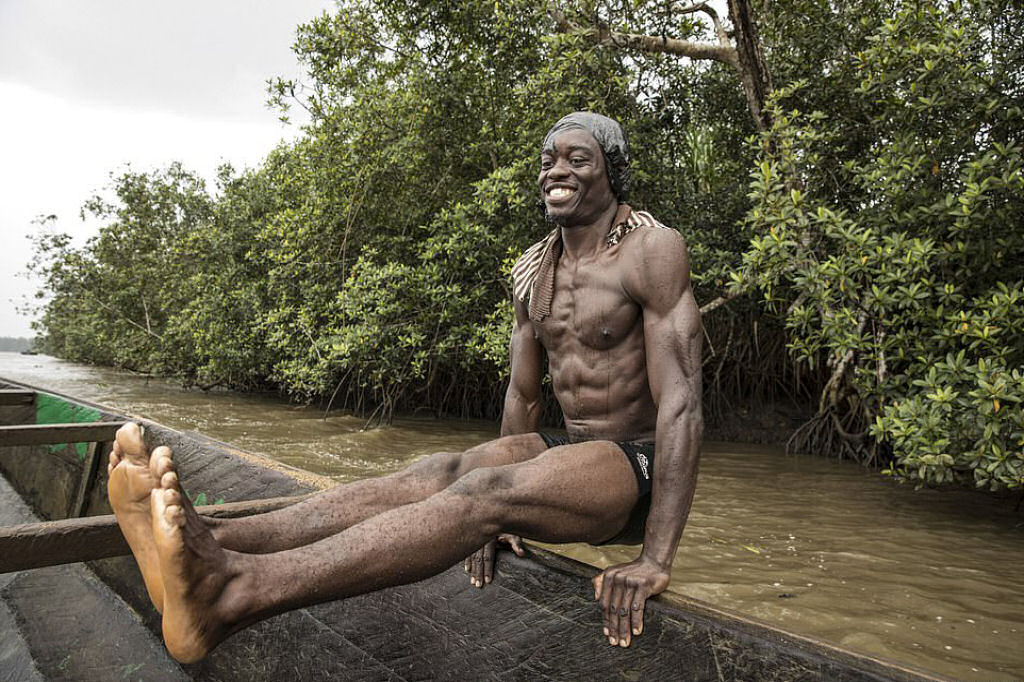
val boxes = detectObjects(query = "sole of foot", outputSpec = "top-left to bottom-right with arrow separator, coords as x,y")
107,422 -> 166,613
152,449 -> 236,663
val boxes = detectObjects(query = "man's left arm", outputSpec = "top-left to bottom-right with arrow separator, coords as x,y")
594,229 -> 703,647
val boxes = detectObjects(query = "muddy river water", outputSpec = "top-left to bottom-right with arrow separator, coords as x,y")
1,353 -> 1021,679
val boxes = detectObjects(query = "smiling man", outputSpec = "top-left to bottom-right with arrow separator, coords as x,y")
107,112 -> 703,662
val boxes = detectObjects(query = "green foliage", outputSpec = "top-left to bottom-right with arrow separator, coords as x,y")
742,0 -> 1024,488
30,164 -> 215,375
29,0 -> 1024,493
30,0 -> 756,417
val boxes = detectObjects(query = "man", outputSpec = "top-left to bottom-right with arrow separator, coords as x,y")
107,112 -> 703,663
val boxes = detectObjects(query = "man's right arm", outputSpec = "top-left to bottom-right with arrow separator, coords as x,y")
500,295 -> 544,436
465,295 -> 544,588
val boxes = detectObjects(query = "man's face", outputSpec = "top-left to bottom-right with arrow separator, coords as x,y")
539,128 -> 616,227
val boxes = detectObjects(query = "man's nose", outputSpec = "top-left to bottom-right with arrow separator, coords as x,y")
547,159 -> 571,178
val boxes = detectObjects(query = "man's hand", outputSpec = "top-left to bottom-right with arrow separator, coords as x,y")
593,556 -> 670,647
463,534 -> 525,587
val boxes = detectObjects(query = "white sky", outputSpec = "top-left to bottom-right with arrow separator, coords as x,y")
0,0 -> 334,337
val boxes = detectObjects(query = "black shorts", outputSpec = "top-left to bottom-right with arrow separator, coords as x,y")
537,433 -> 654,545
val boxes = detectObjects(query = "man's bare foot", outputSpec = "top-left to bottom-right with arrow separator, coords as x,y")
107,422 -> 166,612
151,449 -> 248,663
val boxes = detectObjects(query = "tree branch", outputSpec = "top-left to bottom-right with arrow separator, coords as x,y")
549,7 -> 738,67
819,313 -> 867,414
699,288 -> 742,315
672,1 -> 731,46
86,292 -> 164,341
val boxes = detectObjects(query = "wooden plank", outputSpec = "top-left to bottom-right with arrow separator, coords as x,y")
0,422 -> 125,447
0,493 -> 313,573
69,440 -> 110,518
0,390 -> 34,406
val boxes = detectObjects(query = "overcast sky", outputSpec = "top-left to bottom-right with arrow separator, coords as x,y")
0,0 -> 334,337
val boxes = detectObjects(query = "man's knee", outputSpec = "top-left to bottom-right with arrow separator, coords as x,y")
448,466 -> 515,497
403,450 -> 465,484
445,466 -> 516,532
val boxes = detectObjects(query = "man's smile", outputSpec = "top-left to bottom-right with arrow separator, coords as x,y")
545,185 -> 577,201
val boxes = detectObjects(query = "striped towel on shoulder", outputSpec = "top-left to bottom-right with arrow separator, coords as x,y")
511,204 -> 671,322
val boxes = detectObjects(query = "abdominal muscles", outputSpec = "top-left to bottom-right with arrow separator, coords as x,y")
548,333 -> 657,442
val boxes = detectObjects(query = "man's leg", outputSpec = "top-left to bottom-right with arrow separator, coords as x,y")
150,441 -> 639,662
109,423 -> 548,558
204,433 -> 548,552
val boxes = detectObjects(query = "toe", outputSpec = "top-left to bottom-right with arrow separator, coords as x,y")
116,422 -> 139,449
161,471 -> 180,493
152,446 -> 174,476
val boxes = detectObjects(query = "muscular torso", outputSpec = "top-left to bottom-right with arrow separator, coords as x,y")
533,240 -> 657,442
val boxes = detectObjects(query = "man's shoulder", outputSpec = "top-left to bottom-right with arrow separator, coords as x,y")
614,209 -> 685,254
615,211 -> 690,299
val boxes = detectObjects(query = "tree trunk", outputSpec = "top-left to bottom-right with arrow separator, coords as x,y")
728,0 -> 773,131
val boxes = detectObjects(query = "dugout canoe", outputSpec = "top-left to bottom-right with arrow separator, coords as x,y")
0,377 -> 952,682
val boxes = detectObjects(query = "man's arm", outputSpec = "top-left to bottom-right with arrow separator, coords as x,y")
500,295 -> 544,436
465,294 -> 544,588
595,228 -> 703,647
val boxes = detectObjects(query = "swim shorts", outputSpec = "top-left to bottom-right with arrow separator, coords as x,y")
537,432 -> 654,545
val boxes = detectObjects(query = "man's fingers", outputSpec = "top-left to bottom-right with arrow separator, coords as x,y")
630,588 -> 647,638
469,550 -> 479,586
593,562 -> 668,646
606,577 -> 625,645
618,585 -> 637,647
508,535 -> 525,557
483,541 -> 494,584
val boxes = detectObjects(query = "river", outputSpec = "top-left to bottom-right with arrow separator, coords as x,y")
1,352 -> 1021,680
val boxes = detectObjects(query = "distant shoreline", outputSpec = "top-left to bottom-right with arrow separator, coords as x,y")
0,337 -> 35,353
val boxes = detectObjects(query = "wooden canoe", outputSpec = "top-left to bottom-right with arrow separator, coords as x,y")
0,378 -> 952,681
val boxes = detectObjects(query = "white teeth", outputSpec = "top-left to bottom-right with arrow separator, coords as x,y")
549,187 -> 575,198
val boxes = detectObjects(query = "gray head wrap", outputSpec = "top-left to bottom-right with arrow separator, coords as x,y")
541,112 -> 632,201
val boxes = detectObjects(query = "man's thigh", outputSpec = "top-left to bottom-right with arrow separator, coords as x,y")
452,432 -> 551,473
484,441 -> 641,545
407,432 -> 549,481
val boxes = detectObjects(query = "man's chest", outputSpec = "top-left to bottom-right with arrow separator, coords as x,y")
535,259 -> 641,351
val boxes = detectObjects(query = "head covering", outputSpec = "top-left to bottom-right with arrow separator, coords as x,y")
541,112 -> 632,201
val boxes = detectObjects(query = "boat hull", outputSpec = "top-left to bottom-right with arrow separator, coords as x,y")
0,378 -> 949,681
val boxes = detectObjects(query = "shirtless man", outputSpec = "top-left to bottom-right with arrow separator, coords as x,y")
107,112 -> 703,663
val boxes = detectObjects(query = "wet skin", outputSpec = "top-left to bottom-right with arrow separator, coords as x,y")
107,127 -> 702,662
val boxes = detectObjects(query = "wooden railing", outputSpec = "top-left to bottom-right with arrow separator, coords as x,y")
0,389 -> 312,574
0,494 -> 311,573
